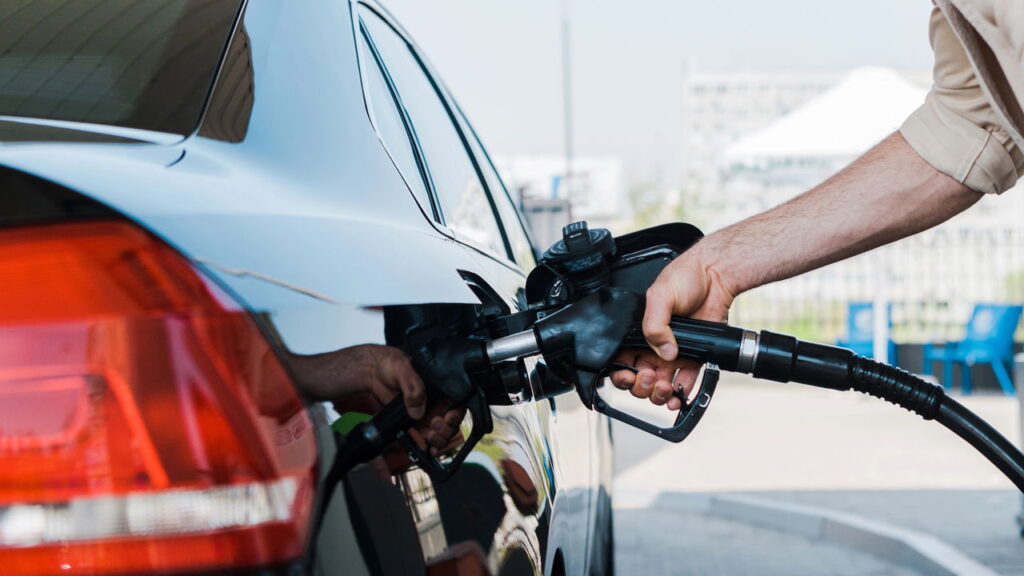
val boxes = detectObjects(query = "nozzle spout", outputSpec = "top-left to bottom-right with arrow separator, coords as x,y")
485,329 -> 540,363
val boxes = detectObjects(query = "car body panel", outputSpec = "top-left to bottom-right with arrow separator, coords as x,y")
0,0 -> 613,573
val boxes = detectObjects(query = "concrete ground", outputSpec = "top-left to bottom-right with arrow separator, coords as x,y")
610,373 -> 1023,575
616,500 -> 918,576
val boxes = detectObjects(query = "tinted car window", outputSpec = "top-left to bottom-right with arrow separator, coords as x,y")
358,8 -> 506,257
0,0 -> 242,136
456,110 -> 537,271
356,27 -> 434,218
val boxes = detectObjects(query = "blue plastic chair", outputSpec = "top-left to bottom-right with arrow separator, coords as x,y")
837,302 -> 897,362
922,304 -> 1022,395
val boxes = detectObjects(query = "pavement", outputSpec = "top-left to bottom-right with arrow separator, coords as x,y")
610,373 -> 1024,575
616,498 -> 918,576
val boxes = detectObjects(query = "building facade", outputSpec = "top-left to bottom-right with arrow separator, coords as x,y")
697,68 -> 1024,343
682,71 -> 841,204
496,155 -> 629,247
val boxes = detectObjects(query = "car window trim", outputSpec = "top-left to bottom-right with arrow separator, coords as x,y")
356,20 -> 442,223
190,0 -> 250,140
173,0 -> 250,139
355,1 -> 517,265
403,51 -> 516,264
451,100 -> 541,264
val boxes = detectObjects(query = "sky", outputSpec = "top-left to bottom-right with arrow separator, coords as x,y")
381,0 -> 936,186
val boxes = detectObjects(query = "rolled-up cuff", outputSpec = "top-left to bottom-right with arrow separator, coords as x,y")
900,93 -> 1020,194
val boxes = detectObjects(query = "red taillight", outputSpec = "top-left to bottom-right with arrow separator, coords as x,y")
0,221 -> 317,575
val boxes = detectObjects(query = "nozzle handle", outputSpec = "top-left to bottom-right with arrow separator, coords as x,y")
605,316 -> 749,442
593,364 -> 720,442
621,317 -> 753,372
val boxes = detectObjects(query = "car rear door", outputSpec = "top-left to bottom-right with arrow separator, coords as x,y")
349,3 -> 604,574
450,112 -> 606,576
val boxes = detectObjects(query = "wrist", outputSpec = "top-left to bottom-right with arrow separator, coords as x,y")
692,236 -> 742,305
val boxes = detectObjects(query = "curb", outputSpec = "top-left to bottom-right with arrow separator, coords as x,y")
632,491 -> 996,576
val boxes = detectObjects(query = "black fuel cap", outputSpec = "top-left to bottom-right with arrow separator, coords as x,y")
540,221 -> 616,294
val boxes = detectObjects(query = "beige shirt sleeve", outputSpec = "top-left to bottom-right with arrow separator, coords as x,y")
900,6 -> 1023,195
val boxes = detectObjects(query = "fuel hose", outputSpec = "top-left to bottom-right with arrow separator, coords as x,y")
622,317 -> 1024,492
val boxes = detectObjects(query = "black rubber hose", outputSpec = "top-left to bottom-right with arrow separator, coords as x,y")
622,321 -> 1024,493
846,356 -> 944,419
847,357 -> 1024,492
936,397 -> 1024,493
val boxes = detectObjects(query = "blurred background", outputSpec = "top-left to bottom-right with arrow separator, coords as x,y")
383,2 -> 1024,573
385,0 -> 1024,354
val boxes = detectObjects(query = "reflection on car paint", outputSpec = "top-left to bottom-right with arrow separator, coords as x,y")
253,294 -> 561,575
398,468 -> 446,559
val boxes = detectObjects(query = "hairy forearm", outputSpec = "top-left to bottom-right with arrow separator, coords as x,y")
699,132 -> 981,297
285,345 -> 387,401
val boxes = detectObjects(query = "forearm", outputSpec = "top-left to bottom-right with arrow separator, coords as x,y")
285,344 -> 428,419
285,350 -> 344,401
700,132 -> 981,297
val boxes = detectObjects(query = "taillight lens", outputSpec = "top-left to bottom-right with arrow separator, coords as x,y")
0,221 -> 317,575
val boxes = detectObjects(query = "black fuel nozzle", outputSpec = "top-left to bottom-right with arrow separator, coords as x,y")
332,220 -> 713,479
328,337 -> 495,483
529,287 -> 721,443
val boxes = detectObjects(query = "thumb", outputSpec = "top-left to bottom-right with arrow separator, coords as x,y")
643,281 -> 678,361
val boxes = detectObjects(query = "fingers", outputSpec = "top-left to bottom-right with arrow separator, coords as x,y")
610,351 -> 640,390
444,408 -> 463,428
437,431 -> 465,457
665,362 -> 699,412
626,364 -> 651,397
610,369 -> 636,390
392,355 -> 426,420
631,361 -> 675,405
610,350 -> 702,413
440,408 -> 466,455
423,409 -> 464,455
373,348 -> 426,420
649,363 -> 677,406
672,361 -> 701,397
644,280 -> 678,361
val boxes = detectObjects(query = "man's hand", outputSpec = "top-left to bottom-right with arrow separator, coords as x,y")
337,344 -> 428,418
611,132 -> 980,409
290,344 -> 464,454
609,242 -> 736,408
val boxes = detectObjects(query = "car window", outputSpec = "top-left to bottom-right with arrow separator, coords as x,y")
481,155 -> 537,271
358,7 -> 507,258
0,0 -> 243,136
356,26 -> 435,218
455,109 -> 537,271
